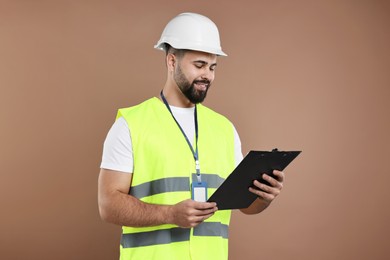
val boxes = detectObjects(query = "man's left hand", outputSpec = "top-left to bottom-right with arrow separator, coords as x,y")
248,170 -> 284,203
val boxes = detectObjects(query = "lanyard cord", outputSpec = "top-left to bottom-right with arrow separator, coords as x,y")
160,91 -> 201,182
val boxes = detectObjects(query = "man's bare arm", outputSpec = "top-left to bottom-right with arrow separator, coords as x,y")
98,169 -> 217,228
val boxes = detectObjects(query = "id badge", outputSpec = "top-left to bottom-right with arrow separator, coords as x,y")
191,181 -> 208,202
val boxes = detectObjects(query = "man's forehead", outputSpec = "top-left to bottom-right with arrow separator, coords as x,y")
183,50 -> 217,63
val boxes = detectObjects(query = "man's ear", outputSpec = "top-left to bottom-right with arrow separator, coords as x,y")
166,53 -> 176,72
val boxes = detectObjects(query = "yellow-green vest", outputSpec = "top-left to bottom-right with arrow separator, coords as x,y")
117,97 -> 236,260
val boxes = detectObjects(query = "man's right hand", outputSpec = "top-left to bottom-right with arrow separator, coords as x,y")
168,199 -> 218,228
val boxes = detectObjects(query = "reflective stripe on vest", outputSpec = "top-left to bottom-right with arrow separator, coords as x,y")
121,227 -> 190,248
129,177 -> 189,198
121,222 -> 228,248
130,174 -> 225,199
193,222 -> 229,238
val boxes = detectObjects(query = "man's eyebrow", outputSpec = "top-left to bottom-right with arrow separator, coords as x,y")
193,60 -> 218,66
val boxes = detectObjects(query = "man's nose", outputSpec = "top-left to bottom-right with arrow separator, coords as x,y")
201,69 -> 214,81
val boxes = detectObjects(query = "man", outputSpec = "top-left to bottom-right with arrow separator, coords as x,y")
98,12 -> 284,260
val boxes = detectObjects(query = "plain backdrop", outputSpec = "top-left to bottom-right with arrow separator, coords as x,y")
1,0 -> 389,259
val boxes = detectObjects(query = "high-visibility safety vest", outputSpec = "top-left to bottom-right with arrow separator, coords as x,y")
117,97 -> 236,260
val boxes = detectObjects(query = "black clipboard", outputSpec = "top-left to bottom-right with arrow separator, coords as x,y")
207,149 -> 301,210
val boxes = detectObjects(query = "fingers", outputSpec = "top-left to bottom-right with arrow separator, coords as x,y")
273,170 -> 285,183
249,186 -> 276,202
171,200 -> 218,228
249,170 -> 285,202
263,171 -> 284,189
195,212 -> 215,223
193,201 -> 217,210
192,201 -> 218,219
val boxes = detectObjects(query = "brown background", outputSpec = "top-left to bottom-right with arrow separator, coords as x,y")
1,0 -> 389,259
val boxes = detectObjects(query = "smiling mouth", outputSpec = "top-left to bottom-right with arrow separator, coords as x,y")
194,81 -> 210,91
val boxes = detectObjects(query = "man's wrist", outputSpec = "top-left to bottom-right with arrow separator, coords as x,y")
161,205 -> 174,225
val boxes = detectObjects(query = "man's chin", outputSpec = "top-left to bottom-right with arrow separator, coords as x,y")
191,93 -> 207,104
182,86 -> 209,104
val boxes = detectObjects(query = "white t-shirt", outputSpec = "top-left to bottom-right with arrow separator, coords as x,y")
100,106 -> 243,173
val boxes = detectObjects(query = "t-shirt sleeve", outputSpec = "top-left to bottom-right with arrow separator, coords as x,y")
232,124 -> 244,167
100,117 -> 134,173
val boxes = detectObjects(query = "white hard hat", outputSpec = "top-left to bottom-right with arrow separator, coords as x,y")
154,12 -> 227,56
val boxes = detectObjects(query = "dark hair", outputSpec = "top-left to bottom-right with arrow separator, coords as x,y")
164,43 -> 186,60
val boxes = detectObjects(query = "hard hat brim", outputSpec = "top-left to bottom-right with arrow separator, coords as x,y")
154,42 -> 227,57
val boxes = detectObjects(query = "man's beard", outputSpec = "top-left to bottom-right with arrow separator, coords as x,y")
174,64 -> 211,104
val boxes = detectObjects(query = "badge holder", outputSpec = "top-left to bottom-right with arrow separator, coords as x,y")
191,161 -> 208,202
192,180 -> 208,202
